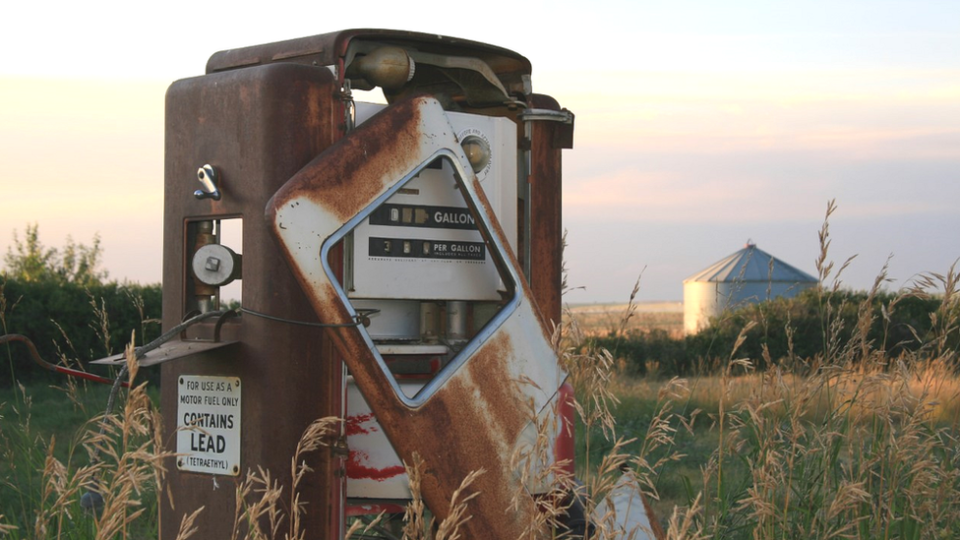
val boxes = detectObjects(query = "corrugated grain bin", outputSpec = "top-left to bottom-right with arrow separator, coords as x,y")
683,242 -> 818,334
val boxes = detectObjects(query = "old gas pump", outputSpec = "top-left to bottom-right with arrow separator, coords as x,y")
158,30 -> 573,539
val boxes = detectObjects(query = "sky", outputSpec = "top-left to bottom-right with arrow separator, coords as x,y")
1,0 -> 958,303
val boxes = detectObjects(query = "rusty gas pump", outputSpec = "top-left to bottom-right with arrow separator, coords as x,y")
157,29 -> 574,539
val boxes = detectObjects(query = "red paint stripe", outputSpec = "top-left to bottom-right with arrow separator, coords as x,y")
345,413 -> 376,436
346,450 -> 406,481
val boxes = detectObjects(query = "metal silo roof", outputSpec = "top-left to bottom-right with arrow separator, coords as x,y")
684,243 -> 818,284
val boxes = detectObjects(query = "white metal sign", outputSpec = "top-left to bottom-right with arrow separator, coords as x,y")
176,375 -> 241,476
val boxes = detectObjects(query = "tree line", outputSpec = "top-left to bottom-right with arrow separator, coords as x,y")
1,224 -> 162,386
591,286 -> 959,378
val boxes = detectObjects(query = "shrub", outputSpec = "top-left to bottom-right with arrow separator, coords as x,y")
0,278 -> 161,386
589,287 -> 956,378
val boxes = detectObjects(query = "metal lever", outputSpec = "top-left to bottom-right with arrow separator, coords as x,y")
194,164 -> 221,200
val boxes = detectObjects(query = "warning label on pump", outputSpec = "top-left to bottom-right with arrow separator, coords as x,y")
177,375 -> 241,476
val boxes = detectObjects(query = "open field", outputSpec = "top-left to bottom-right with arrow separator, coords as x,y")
4,353 -> 960,538
584,364 -> 960,529
565,301 -> 684,338
4,263 -> 960,538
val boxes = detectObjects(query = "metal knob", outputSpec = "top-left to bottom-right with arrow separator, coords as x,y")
194,164 -> 221,201
192,244 -> 242,287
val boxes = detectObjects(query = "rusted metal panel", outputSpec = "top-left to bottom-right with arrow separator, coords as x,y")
345,380 -> 419,498
269,96 -> 567,539
206,30 -> 531,110
524,94 -> 574,329
346,378 -> 574,502
206,29 -> 531,77
161,63 -> 345,540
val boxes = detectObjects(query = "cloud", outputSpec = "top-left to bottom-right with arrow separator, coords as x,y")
541,68 -> 960,159
563,152 -> 959,225
546,64 -> 960,233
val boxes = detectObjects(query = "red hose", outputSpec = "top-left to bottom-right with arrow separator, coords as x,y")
0,334 -> 129,388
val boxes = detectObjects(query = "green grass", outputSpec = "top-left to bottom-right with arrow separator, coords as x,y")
0,378 -> 161,538
570,360 -> 960,539
6,359 -> 960,539
2,247 -> 959,538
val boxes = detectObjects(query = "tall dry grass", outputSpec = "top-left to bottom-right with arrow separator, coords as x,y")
0,336 -> 169,540
575,200 -> 960,539
2,199 -> 959,539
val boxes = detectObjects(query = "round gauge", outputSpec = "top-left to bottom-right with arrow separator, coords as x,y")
458,128 -> 493,180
